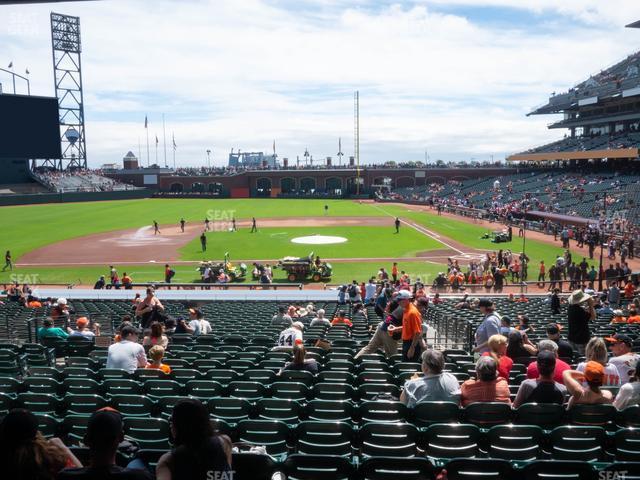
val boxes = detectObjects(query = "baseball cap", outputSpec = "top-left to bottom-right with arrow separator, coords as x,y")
292,321 -> 304,330
583,361 -> 605,384
478,298 -> 494,308
396,290 -> 413,300
605,334 -> 633,347
76,317 -> 89,328
537,350 -> 556,369
56,297 -> 67,305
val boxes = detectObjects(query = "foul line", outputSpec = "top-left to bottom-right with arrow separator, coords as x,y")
369,203 -> 464,255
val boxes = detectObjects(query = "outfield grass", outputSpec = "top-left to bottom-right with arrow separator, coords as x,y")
0,261 -> 442,286
179,226 -> 442,260
0,198 -> 383,260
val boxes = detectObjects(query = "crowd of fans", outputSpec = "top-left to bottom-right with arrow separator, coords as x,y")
34,169 -> 137,193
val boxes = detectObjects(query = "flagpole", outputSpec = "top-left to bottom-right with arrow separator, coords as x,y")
155,136 -> 158,166
172,132 -> 176,169
162,114 -> 167,168
145,117 -> 150,167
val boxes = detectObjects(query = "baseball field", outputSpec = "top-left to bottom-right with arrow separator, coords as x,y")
0,198 -> 581,286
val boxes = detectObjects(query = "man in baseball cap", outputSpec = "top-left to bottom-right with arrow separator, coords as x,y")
396,290 -> 424,362
474,298 -> 501,354
605,334 -> 639,384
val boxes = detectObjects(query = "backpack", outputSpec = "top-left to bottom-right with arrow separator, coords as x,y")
168,269 -> 176,278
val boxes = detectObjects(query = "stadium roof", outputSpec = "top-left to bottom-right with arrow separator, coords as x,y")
529,50 -> 640,116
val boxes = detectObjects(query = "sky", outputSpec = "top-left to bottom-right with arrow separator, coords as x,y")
2,0 -> 640,168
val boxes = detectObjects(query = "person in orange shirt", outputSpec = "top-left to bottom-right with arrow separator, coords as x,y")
460,356 -> 511,407
610,310 -> 627,324
331,310 -> 353,328
146,345 -> 171,374
627,306 -> 640,324
396,290 -> 424,362
121,272 -> 133,290
624,281 -> 636,299
391,262 -> 399,282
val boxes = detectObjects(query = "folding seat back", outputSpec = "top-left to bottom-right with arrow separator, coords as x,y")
208,397 -> 252,425
235,419 -> 289,458
424,423 -> 480,461
296,421 -> 354,457
549,426 -> 606,462
614,428 -> 640,462
514,403 -> 565,430
282,454 -> 354,480
486,425 -> 544,462
256,398 -> 302,425
306,399 -> 355,423
359,422 -> 418,458
520,460 -> 596,480
463,402 -> 512,428
412,402 -> 460,428
443,459 -> 514,480
359,400 -> 406,423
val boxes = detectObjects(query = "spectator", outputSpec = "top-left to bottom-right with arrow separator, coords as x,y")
69,317 -> 99,339
175,309 -> 203,336
51,297 -> 71,322
513,351 -> 567,408
93,276 -> 106,290
275,321 -> 304,350
280,344 -> 318,374
106,325 -> 147,374
526,339 -> 571,383
331,310 -> 353,328
135,288 -> 165,328
0,409 -> 81,480
482,334 -> 513,380
610,309 -> 627,324
398,290 -> 424,362
605,334 -> 639,384
142,322 -> 169,349
460,356 -> 511,407
567,289 -> 596,355
473,299 -> 501,354
614,363 -> 640,410
364,278 -> 377,304
576,337 -> 621,387
57,409 -> 152,480
545,323 -> 574,359
506,330 -> 537,359
155,399 -> 232,480
515,314 -> 534,335
121,272 -> 133,290
146,345 -> 171,374
608,282 -> 621,307
400,350 -> 461,407
309,309 -> 330,328
271,306 -> 292,327
499,315 -> 515,336
37,318 -> 69,340
563,361 -> 613,408
355,300 -> 402,359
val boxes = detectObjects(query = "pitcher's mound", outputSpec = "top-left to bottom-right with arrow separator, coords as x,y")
291,235 -> 348,245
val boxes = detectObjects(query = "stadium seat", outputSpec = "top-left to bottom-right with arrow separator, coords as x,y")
62,414 -> 91,445
184,379 -> 223,400
23,376 -> 61,395
228,381 -> 267,400
424,423 -> 480,462
123,417 -> 171,449
282,454 -> 354,480
313,382 -> 356,401
16,392 -> 60,415
36,414 -> 60,438
63,394 -> 108,415
519,460 -> 597,480
270,381 -> 309,401
359,400 -> 407,423
110,394 -> 156,417
208,397 -> 253,425
359,422 -> 418,458
567,404 -> 617,429
255,398 -> 303,425
357,383 -> 400,401
485,424 -> 544,462
358,457 -> 436,480
614,428 -> 640,462
235,419 -> 290,458
296,421 -> 355,457
305,399 -> 356,423
444,459 -> 514,480
232,452 -> 278,480
463,402 -> 512,428
549,426 -> 607,462
142,379 -> 182,398
102,378 -> 142,396
513,403 -> 565,430
616,405 -> 640,428
412,401 -> 460,428
602,462 -> 640,480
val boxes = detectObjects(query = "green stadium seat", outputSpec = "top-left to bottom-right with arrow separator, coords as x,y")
358,422 -> 418,458
412,402 -> 460,428
295,421 -> 354,457
549,426 -> 607,462
463,402 -> 512,428
305,399 -> 356,423
519,460 -> 596,480
235,419 -> 290,458
614,428 -> 640,462
424,423 -> 480,462
208,397 -> 252,425
443,459 -> 514,480
358,457 -> 435,480
256,398 -> 302,425
110,394 -> 156,417
359,400 -> 407,423
485,425 -> 544,462
282,454 -> 354,480
63,394 -> 108,415
184,380 -> 223,400
124,417 -> 171,449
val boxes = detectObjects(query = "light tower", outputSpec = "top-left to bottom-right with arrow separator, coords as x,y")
51,13 -> 87,170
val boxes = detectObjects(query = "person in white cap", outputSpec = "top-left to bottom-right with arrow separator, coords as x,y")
275,321 -> 304,350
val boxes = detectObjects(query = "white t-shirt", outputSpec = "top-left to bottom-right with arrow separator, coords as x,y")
609,353 -> 639,385
199,319 -> 212,335
365,283 -> 377,300
188,319 -> 201,336
577,361 -> 621,387
277,327 -> 302,347
613,381 -> 640,410
106,340 -> 147,373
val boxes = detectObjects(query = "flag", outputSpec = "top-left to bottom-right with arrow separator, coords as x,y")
144,115 -> 148,128
8,62 -> 13,69
273,140 -> 276,154
155,135 -> 159,145
172,134 -> 176,151
25,68 -> 29,75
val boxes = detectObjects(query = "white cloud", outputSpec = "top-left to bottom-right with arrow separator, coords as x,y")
2,0 -> 640,166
